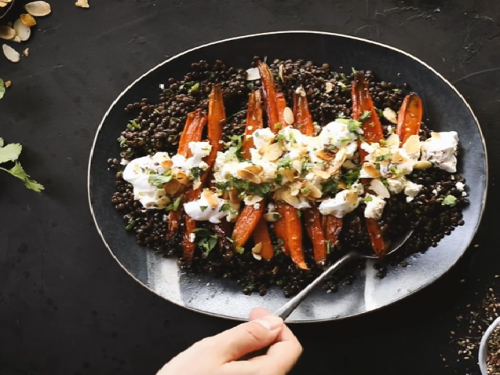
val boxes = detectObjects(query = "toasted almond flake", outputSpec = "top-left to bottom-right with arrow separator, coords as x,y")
383,107 -> 398,124
237,168 -> 261,184
386,133 -> 400,148
161,160 -> 173,169
272,266 -> 279,274
325,81 -> 333,93
316,149 -> 335,161
175,172 -> 189,185
246,67 -> 260,81
202,190 -> 219,207
346,191 -> 359,204
252,253 -> 262,261
75,0 -> 89,8
329,148 -> 347,175
2,44 -> 20,63
22,48 -> 29,57
278,64 -> 285,82
282,168 -> 295,181
12,35 -> 21,43
0,26 -> 15,41
403,135 -> 421,154
244,164 -> 263,175
370,179 -> 390,199
4,80 -> 11,88
283,107 -> 294,125
13,18 -> 31,42
244,195 -> 263,205
263,212 -> 281,222
0,2 -> 8,8
292,159 -> 302,174
312,169 -> 330,179
304,182 -> 322,198
20,13 -> 37,27
391,150 -> 407,164
251,242 -> 262,254
413,160 -> 432,170
280,189 -> 300,206
295,86 -> 306,97
363,162 -> 381,178
25,1 -> 52,17
163,179 -> 182,195
289,181 -> 302,196
263,142 -> 283,161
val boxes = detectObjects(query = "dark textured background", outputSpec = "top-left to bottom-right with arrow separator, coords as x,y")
0,0 -> 498,374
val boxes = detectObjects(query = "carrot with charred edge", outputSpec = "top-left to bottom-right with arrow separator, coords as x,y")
276,92 -> 287,129
252,218 -> 274,260
273,202 -> 288,255
182,215 -> 197,265
304,207 -> 327,265
258,61 -> 280,133
293,91 -> 315,136
177,110 -> 207,157
242,90 -> 263,159
281,204 -> 308,270
206,84 -> 226,169
323,215 -> 343,250
232,203 -> 265,250
396,93 -> 423,144
352,73 -> 386,258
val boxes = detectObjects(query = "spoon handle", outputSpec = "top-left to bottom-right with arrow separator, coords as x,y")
273,252 -> 358,320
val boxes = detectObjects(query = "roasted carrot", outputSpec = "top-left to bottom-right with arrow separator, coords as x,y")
396,93 -> 423,144
352,73 -> 386,258
304,207 -> 327,265
276,92 -> 288,129
273,202 -> 288,255
232,203 -> 265,250
293,90 -> 315,136
182,215 -> 197,265
281,204 -> 308,270
177,110 -> 207,157
242,90 -> 263,159
252,218 -> 274,260
206,84 -> 226,169
323,215 -> 343,250
258,61 -> 280,132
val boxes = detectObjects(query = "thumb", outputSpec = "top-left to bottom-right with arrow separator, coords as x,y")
210,314 -> 284,362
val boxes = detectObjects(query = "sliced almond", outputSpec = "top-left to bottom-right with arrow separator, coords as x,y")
316,149 -> 335,161
370,179 -> 390,199
345,191 -> 359,204
22,48 -> 29,57
25,1 -> 52,17
161,159 -> 173,169
325,81 -> 333,93
251,242 -> 262,254
303,182 -> 322,198
244,195 -> 263,206
244,164 -> 263,175
246,67 -> 260,81
237,168 -> 261,184
175,172 -> 189,185
202,190 -> 219,207
413,160 -> 432,170
329,148 -> 347,175
262,142 -> 283,161
278,64 -> 285,82
292,159 -> 301,174
2,44 -> 20,63
14,19 -> 31,42
280,189 -> 300,206
289,181 -> 302,196
281,168 -> 295,182
295,86 -> 306,97
4,80 -> 11,88
252,253 -> 262,261
391,150 -> 408,164
163,179 -> 182,195
283,107 -> 294,125
312,169 -> 330,179
75,0 -> 90,8
20,13 -> 37,27
12,35 -> 21,43
362,162 -> 381,178
263,212 -> 281,222
0,26 -> 16,41
386,133 -> 400,148
0,2 -> 8,8
403,135 -> 421,154
383,107 -> 398,124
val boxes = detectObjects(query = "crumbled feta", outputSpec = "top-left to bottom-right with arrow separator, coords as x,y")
456,181 -> 465,191
188,233 -> 196,243
318,186 -> 362,218
404,180 -> 423,202
421,131 -> 459,173
364,194 -> 386,220
387,177 -> 405,194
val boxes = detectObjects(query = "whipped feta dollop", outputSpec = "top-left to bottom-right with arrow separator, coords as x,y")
122,152 -> 172,209
364,194 -> 386,220
184,191 -> 234,224
421,131 -> 458,173
318,183 -> 364,218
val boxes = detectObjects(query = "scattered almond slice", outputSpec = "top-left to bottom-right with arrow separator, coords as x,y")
0,2 -> 8,8
0,26 -> 15,40
262,142 -> 283,161
312,169 -> 330,179
245,67 -> 260,81
252,253 -> 262,261
25,1 -> 52,17
403,135 -> 421,154
413,160 -> 432,170
22,48 -> 29,57
370,179 -> 390,199
4,80 -> 11,88
163,179 -> 182,195
75,0 -> 90,8
303,182 -> 322,199
244,165 -> 263,175
14,19 -> 31,42
383,107 -> 398,124
251,242 -> 262,254
243,195 -> 263,206
278,64 -> 285,82
295,86 -> 306,97
237,168 -> 261,184
202,190 -> 219,207
12,35 -> 21,43
283,107 -> 294,125
2,44 -> 20,63
362,162 -> 381,179
20,13 -> 37,27
325,81 -> 333,93
316,149 -> 335,161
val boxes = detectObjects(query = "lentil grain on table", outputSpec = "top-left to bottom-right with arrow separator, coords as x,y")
108,57 -> 468,296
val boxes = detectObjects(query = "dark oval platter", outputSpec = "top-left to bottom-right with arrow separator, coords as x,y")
88,31 -> 487,323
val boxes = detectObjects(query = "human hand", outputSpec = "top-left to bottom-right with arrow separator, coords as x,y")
157,307 -> 302,375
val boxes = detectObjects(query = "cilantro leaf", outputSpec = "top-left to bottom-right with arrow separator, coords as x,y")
342,170 -> 360,187
375,153 -> 392,162
190,167 -> 205,180
337,118 -> 362,133
326,239 -> 331,254
0,162 -> 44,192
200,206 -> 208,212
230,177 -> 272,198
225,135 -> 245,161
220,203 -> 238,215
0,78 -> 5,100
166,197 -> 182,211
148,171 -> 172,188
277,155 -> 292,169
359,110 -> 372,122
125,218 -> 136,231
192,228 -> 218,255
362,196 -> 373,202
442,195 -> 457,207
321,179 -> 339,196
0,142 -> 22,164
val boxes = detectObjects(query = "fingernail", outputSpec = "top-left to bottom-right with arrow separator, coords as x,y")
254,315 -> 283,331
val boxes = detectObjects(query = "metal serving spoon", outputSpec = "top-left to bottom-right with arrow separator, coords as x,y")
273,230 -> 414,321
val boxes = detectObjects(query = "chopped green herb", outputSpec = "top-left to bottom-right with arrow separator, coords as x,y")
188,82 -> 200,93
442,195 -> 457,207
376,108 -> 384,118
0,140 -> 44,192
225,135 -> 244,161
236,247 -> 245,254
215,182 -> 229,191
379,139 -> 387,146
276,130 -> 286,142
326,239 -> 331,254
275,173 -> 283,186
125,219 -> 136,231
342,170 -> 360,186
340,73 -> 348,81
301,158 -> 314,175
337,118 -> 362,133
351,67 -> 358,74
154,109 -> 162,115
375,153 -> 392,162
230,177 -> 272,198
192,228 -> 218,255
297,210 -> 302,218
277,155 -> 293,169
118,136 -> 127,147
226,110 -> 247,121
300,187 -> 311,195
246,82 -> 254,90
220,203 -> 238,215
148,171 -> 172,188
200,206 -> 208,212
166,197 -> 182,211
321,179 -> 339,196
359,110 -> 372,122
190,167 -> 205,179
274,122 -> 282,130
338,81 -> 347,92
130,120 -> 141,129
362,196 -> 373,202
